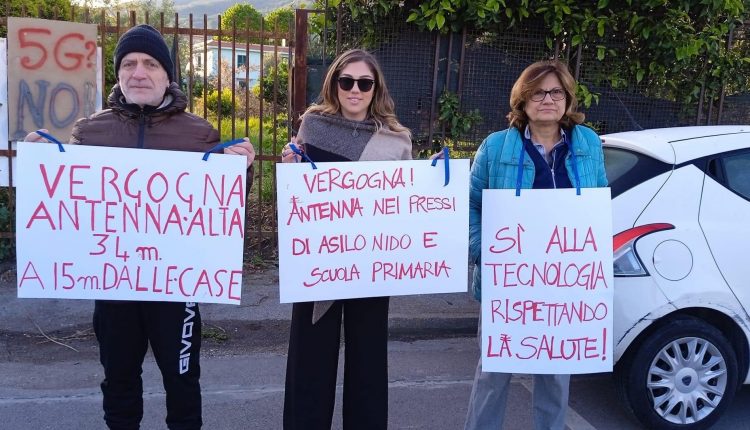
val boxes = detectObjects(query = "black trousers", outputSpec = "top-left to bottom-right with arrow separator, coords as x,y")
93,300 -> 202,430
283,297 -> 389,430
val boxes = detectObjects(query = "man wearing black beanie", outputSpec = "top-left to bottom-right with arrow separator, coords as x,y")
25,24 -> 256,430
114,24 -> 175,83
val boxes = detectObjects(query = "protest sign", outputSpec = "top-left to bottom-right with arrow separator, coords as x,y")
1,38 -> 7,143
277,159 -> 469,303
16,142 -> 247,304
1,38 -> 101,187
0,38 -> 10,186
480,188 -> 613,374
7,18 -> 98,142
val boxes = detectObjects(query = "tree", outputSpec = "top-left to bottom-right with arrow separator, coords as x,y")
6,0 -> 72,18
265,6 -> 295,34
253,59 -> 289,109
73,0 -> 118,14
134,0 -> 177,26
324,0 -> 750,115
220,3 -> 263,43
2,0 -> 73,37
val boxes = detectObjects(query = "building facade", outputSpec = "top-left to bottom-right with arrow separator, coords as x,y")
188,39 -> 290,88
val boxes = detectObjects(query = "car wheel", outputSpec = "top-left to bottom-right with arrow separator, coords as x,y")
618,316 -> 739,430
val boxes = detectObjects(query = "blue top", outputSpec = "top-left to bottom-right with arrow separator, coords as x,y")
468,125 -> 608,301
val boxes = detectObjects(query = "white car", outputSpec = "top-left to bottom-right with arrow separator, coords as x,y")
603,125 -> 750,430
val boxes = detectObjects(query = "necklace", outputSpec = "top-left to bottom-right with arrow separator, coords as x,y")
352,121 -> 360,138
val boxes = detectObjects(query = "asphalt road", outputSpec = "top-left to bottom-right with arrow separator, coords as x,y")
4,333 -> 750,429
4,265 -> 750,429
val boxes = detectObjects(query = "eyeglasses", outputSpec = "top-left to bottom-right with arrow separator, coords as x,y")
530,88 -> 566,102
337,76 -> 375,92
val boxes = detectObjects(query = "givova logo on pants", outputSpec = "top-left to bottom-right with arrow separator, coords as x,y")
179,302 -> 196,374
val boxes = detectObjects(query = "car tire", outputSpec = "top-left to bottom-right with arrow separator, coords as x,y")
617,315 -> 738,430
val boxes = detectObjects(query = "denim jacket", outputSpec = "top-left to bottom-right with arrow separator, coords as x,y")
469,125 -> 608,301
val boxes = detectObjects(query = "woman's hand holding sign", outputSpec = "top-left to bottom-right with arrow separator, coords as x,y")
281,136 -> 304,163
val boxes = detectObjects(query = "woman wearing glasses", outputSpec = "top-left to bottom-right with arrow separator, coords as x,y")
463,60 -> 607,430
281,49 -> 411,429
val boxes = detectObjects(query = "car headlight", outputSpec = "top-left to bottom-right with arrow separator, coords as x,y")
613,223 -> 674,277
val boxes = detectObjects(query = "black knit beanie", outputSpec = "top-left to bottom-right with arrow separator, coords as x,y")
114,24 -> 174,82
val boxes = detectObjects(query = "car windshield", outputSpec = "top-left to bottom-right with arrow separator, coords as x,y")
604,147 -> 672,198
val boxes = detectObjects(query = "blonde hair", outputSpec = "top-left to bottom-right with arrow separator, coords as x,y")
507,60 -> 584,130
305,49 -> 409,134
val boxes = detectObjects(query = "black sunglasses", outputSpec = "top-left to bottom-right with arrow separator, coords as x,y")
337,76 -> 375,92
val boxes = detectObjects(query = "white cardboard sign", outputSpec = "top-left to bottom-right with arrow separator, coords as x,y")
16,142 -> 247,304
277,159 -> 470,303
0,38 -> 10,186
480,188 -> 613,374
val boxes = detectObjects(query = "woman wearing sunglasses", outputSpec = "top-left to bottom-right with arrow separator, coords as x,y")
281,49 -> 411,429
463,60 -> 607,430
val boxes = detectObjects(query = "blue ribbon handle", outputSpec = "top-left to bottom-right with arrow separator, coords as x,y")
202,138 -> 246,161
514,144 -> 526,196
430,146 -> 450,186
290,143 -> 317,169
35,130 -> 66,152
566,133 -> 582,195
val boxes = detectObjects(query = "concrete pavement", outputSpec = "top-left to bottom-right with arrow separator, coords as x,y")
0,264 -> 480,338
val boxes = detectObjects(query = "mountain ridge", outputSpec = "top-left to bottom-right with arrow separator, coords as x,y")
171,0 -> 302,27
173,0 -> 300,15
